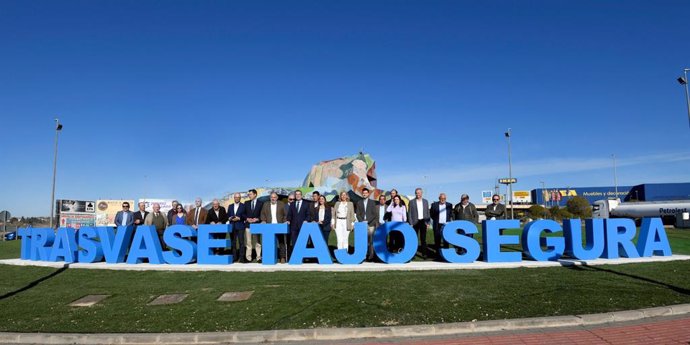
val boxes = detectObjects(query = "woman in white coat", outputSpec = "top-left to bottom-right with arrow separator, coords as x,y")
331,191 -> 355,251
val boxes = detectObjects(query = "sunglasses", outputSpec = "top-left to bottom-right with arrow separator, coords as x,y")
123,205 -> 130,208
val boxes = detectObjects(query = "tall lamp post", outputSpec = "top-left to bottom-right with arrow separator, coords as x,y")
540,181 -> 546,207
612,154 -> 619,200
678,68 -> 690,128
505,128 -> 514,219
49,119 -> 63,229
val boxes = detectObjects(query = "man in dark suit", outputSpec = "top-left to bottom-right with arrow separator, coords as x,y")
244,189 -> 264,263
430,193 -> 453,259
167,200 -> 180,225
206,199 -> 228,253
260,192 -> 287,263
408,187 -> 431,258
132,202 -> 149,229
356,188 -> 378,261
114,202 -> 134,227
227,193 -> 247,262
286,190 -> 311,259
308,191 -> 321,224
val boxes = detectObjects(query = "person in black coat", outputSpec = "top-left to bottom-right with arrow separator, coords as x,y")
430,193 -> 453,257
244,189 -> 264,263
286,190 -> 311,257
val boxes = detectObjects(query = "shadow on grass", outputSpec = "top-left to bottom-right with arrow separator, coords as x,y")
0,264 -> 70,301
562,261 -> 690,296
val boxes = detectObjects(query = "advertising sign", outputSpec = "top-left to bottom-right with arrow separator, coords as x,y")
96,200 -> 136,226
512,190 -> 532,204
59,213 -> 96,229
57,200 -> 95,214
481,191 -> 493,204
139,199 -> 175,214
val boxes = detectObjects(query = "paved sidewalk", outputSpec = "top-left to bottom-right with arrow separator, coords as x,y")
337,314 -> 690,345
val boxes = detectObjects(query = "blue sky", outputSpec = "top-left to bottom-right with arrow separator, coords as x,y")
1,0 -> 690,216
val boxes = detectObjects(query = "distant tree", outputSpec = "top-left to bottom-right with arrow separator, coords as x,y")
566,196 -> 592,218
549,206 -> 574,221
528,205 -> 549,219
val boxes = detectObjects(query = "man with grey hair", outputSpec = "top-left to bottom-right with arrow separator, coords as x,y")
453,194 -> 478,224
133,201 -> 149,229
430,193 -> 453,259
167,200 -> 180,225
206,199 -> 228,254
261,192 -> 288,263
408,187 -> 431,259
145,202 -> 169,246
186,197 -> 207,229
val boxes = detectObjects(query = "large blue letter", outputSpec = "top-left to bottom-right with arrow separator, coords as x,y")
250,223 -> 288,265
48,228 -> 78,263
563,219 -> 605,260
482,220 -> 521,263
636,218 -> 672,257
162,225 -> 198,265
30,228 -> 55,261
334,222 -> 368,264
521,220 -> 564,261
98,226 -> 134,263
17,228 -> 32,260
288,223 -> 333,265
197,224 -> 232,265
78,227 -> 104,263
441,220 -> 480,263
602,218 -> 640,259
126,226 -> 164,264
372,222 -> 417,264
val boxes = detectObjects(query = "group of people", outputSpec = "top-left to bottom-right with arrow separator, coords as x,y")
113,188 -> 507,263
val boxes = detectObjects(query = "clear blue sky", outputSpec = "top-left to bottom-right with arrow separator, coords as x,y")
1,0 -> 690,216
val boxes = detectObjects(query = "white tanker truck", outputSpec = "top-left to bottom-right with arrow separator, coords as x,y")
592,199 -> 690,227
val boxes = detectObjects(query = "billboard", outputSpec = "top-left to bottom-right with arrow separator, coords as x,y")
139,199 -> 175,214
481,191 -> 493,204
96,200 -> 136,226
512,190 -> 531,204
59,213 -> 96,229
531,186 -> 632,206
57,200 -> 95,214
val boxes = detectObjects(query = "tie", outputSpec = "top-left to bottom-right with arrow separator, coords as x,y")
251,200 -> 255,212
297,201 -> 301,211
195,208 -> 200,225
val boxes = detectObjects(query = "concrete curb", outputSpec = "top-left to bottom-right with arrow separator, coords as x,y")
1,303 -> 689,344
2,255 -> 689,272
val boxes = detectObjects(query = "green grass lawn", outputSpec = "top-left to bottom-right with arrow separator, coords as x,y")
0,227 -> 688,333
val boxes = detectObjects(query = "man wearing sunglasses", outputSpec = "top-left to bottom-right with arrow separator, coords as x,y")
114,202 -> 134,227
485,194 -> 506,220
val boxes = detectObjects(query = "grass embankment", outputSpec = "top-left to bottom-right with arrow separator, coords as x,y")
0,228 -> 687,333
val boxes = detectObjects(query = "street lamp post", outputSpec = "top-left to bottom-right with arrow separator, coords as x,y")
505,128 -> 514,219
540,181 -> 546,207
677,68 -> 690,128
49,118 -> 63,229
612,154 -> 619,200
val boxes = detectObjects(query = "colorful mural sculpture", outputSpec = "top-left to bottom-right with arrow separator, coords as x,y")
214,152 -> 383,208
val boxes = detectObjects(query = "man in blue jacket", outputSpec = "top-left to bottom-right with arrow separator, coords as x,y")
227,193 -> 247,262
286,190 -> 311,260
114,202 -> 134,228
